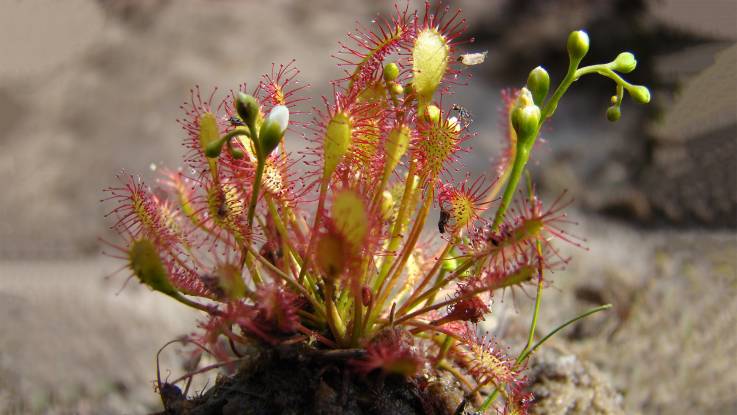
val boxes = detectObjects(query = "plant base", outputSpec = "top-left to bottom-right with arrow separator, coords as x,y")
155,345 -> 467,415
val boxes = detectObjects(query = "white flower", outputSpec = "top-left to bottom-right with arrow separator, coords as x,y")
267,105 -> 289,134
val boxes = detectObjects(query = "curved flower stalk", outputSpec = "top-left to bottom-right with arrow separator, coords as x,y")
102,2 -> 648,413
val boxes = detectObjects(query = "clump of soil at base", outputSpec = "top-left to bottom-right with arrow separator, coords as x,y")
155,345 -> 466,415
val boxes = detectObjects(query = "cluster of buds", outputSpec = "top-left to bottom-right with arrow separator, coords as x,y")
103,3 -> 648,413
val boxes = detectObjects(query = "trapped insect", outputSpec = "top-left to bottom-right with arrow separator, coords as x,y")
451,103 -> 473,128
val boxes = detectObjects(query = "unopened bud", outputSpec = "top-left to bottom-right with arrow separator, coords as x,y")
512,105 -> 541,141
628,85 -> 651,104
205,138 -> 224,158
612,52 -> 637,73
606,105 -> 621,122
390,83 -> 404,95
229,146 -> 245,159
258,105 -> 289,158
511,88 -> 541,140
235,92 -> 260,126
383,62 -> 400,82
426,104 -> 441,124
526,66 -> 550,105
567,30 -> 590,62
258,120 -> 283,159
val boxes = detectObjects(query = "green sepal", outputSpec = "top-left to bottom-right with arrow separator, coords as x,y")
258,119 -> 284,159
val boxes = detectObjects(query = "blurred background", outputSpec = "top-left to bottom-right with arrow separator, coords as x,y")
0,0 -> 735,413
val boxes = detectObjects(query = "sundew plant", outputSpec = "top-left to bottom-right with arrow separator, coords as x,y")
103,3 -> 649,413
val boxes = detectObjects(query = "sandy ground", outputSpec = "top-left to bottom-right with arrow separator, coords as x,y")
0,258 -> 201,413
1,1 -> 735,414
2,220 -> 734,414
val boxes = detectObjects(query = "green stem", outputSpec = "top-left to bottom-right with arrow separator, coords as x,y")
490,55 -> 583,232
575,64 -> 633,90
171,292 -> 217,315
521,303 -> 613,362
265,196 -> 303,268
397,256 -> 474,316
541,57 -> 580,120
223,126 -> 250,141
401,240 -> 454,311
247,160 -> 265,227
479,304 -> 613,412
324,280 -> 347,344
518,240 -> 545,363
243,244 -> 325,319
374,163 -> 417,292
435,335 -> 454,366
491,147 -> 529,231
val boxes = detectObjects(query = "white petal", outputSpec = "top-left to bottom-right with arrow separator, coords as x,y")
268,105 -> 290,133
448,116 -> 461,132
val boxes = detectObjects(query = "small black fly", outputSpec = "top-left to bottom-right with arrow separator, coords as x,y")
229,115 -> 245,127
438,209 -> 451,234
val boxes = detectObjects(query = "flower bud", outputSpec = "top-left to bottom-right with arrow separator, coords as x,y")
425,104 -> 441,124
512,105 -> 541,142
448,116 -> 461,132
204,138 -> 224,158
128,239 -> 178,297
511,88 -> 541,140
258,105 -> 289,158
235,92 -> 260,126
267,105 -> 289,133
612,52 -> 637,73
383,62 -> 400,82
228,145 -> 245,159
567,30 -> 590,62
390,83 -> 404,95
628,85 -> 651,104
606,105 -> 621,122
526,66 -> 550,105
258,121 -> 283,159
